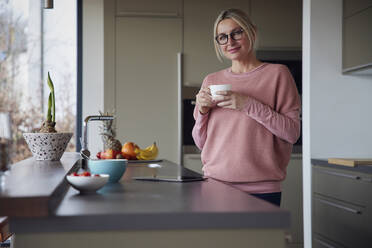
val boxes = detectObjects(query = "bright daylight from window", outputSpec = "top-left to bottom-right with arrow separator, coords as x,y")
0,0 -> 77,165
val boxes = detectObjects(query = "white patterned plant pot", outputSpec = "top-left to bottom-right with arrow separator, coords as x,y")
23,132 -> 73,161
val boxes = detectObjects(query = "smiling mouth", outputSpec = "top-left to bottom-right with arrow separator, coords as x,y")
228,47 -> 240,53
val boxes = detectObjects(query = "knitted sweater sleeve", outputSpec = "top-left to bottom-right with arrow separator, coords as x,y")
243,66 -> 301,144
192,110 -> 209,150
192,77 -> 210,150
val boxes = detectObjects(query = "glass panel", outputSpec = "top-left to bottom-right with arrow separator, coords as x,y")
43,0 -> 77,152
0,0 -> 77,164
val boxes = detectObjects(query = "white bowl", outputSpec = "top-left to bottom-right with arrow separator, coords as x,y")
66,174 -> 109,193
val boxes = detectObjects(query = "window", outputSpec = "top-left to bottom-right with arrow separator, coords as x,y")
0,0 -> 77,164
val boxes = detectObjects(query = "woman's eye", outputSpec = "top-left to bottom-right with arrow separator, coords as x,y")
218,35 -> 227,42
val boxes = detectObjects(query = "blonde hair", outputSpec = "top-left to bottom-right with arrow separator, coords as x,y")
213,9 -> 257,62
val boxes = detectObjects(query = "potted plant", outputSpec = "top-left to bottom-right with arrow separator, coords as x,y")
23,73 -> 72,161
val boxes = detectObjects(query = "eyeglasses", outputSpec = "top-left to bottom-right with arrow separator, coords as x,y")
215,28 -> 244,45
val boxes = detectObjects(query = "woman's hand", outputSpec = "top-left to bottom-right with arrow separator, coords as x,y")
214,91 -> 250,111
196,87 -> 214,114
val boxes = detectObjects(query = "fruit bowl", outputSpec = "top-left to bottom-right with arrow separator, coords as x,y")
88,159 -> 127,183
66,172 -> 109,193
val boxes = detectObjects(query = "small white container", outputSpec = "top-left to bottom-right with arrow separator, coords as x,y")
209,84 -> 232,100
66,174 -> 109,193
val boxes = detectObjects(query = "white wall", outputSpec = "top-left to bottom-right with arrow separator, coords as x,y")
303,0 -> 372,247
82,0 -> 104,155
310,0 -> 372,158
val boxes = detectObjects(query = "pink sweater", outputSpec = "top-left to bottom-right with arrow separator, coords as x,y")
192,63 -> 301,193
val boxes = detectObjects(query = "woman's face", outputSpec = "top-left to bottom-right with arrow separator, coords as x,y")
216,19 -> 252,61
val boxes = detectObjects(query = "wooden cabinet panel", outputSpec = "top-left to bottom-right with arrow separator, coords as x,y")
343,0 -> 372,18
183,0 -> 250,86
343,7 -> 372,70
251,0 -> 302,49
115,17 -> 182,163
116,0 -> 182,16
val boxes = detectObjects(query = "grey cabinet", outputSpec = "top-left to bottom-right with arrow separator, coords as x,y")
343,0 -> 372,74
312,164 -> 372,248
116,0 -> 182,16
281,154 -> 303,248
251,0 -> 302,50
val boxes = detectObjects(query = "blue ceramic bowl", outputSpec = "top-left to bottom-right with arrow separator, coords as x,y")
88,159 -> 127,183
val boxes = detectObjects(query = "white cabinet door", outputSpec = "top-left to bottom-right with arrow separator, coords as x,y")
251,0 -> 302,50
115,17 -> 182,163
183,0 -> 250,86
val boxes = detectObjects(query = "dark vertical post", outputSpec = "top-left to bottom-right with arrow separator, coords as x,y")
76,0 -> 83,151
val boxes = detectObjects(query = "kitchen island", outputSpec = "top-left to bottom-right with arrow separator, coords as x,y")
2,153 -> 290,248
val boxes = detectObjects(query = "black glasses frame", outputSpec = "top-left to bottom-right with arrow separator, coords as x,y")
215,28 -> 244,45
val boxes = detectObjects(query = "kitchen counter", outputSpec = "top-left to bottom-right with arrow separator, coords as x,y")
4,153 -> 290,248
312,158 -> 372,174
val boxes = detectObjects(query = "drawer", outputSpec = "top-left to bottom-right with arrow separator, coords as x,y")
313,166 -> 372,206
313,233 -> 347,248
313,194 -> 372,248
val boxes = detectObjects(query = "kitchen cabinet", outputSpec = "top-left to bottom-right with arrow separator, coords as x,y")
312,162 -> 372,248
116,0 -> 182,17
281,153 -> 303,248
250,0 -> 302,50
343,0 -> 372,73
115,17 -> 182,163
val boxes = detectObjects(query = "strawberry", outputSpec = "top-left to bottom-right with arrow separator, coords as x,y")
82,171 -> 91,177
96,151 -> 102,159
71,172 -> 79,176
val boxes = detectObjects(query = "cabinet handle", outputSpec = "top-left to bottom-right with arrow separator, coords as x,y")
178,52 -> 183,165
316,198 -> 361,214
314,238 -> 336,248
317,169 -> 361,180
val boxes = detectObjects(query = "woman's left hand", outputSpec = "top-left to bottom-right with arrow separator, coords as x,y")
214,91 -> 250,111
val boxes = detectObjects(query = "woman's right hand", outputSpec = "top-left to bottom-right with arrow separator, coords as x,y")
196,87 -> 213,114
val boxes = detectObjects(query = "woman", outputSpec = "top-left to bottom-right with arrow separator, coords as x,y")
192,8 -> 301,206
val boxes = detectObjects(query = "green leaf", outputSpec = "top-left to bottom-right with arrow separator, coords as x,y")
47,72 -> 55,122
47,72 -> 55,92
47,93 -> 52,122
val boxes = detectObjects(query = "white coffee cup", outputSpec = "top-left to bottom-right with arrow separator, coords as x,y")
209,84 -> 232,100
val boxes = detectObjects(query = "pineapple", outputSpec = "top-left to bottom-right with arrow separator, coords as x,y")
99,111 -> 122,151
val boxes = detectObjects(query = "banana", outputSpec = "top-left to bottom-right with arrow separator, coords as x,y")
135,142 -> 158,160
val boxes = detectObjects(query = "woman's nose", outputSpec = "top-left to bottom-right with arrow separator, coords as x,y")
227,37 -> 236,46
